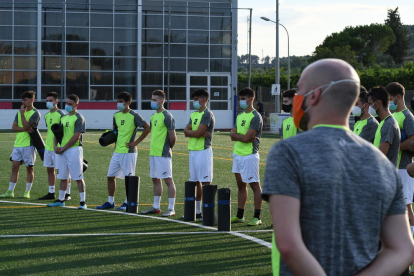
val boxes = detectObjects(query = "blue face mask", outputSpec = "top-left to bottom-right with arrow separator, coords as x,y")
117,103 -> 126,111
389,99 -> 398,111
150,102 -> 159,110
193,101 -> 201,110
65,105 -> 73,113
46,102 -> 55,110
239,100 -> 248,110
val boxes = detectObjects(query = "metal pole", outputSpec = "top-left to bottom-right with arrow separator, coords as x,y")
167,6 -> 171,109
275,0 -> 280,112
248,8 -> 252,88
280,23 -> 290,89
60,2 -> 66,107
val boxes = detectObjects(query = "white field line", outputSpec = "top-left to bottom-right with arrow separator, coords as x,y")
0,200 -> 272,249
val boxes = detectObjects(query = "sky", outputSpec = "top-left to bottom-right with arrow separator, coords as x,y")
237,0 -> 414,59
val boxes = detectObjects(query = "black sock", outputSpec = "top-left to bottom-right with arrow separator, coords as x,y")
254,209 -> 261,220
237,208 -> 244,219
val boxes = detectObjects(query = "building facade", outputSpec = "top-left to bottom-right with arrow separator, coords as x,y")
0,0 -> 238,129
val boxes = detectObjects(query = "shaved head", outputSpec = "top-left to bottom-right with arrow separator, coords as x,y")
298,59 -> 360,116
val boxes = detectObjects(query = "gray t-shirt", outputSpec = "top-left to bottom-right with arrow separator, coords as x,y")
378,115 -> 400,168
262,126 -> 405,276
394,109 -> 414,169
358,117 -> 379,143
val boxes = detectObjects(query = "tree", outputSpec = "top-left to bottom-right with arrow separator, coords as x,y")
262,55 -> 271,65
385,8 -> 411,64
311,24 -> 396,67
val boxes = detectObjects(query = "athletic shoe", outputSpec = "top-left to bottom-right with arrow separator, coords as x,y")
0,190 -> 14,198
231,216 -> 245,223
38,193 -> 55,200
196,213 -> 203,222
117,203 -> 127,211
23,191 -> 30,199
78,202 -> 87,209
96,202 -> 115,209
247,218 -> 262,226
47,200 -> 65,207
140,206 -> 161,214
65,194 -> 71,201
162,209 -> 175,217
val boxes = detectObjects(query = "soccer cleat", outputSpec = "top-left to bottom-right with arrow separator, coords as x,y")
0,190 -> 14,198
78,202 -> 87,209
117,203 -> 127,211
247,218 -> 262,226
96,202 -> 115,209
47,200 -> 65,207
140,206 -> 161,214
23,191 -> 30,199
38,193 -> 55,200
162,209 -> 175,217
196,213 -> 203,222
231,216 -> 245,223
65,194 -> 71,201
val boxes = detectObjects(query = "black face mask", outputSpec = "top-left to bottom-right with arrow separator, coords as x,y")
411,99 -> 414,112
282,104 -> 292,113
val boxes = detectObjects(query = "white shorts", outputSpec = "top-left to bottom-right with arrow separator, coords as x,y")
399,169 -> 413,205
107,152 -> 137,179
43,149 -> 56,168
232,153 -> 260,183
56,146 -> 84,181
10,146 -> 36,167
149,156 -> 172,179
189,147 -> 213,182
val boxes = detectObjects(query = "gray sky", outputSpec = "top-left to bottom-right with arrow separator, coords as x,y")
237,0 -> 414,59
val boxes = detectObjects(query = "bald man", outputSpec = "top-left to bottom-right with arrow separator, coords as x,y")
262,59 -> 414,276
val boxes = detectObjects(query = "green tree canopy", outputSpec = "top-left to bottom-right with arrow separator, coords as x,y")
385,7 -> 411,64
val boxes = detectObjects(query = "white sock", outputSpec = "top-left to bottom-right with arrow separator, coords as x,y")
80,192 -> 85,202
8,182 -> 16,191
168,198 -> 175,210
59,190 -> 66,201
124,198 -> 127,203
66,183 -> 71,194
25,182 -> 33,192
196,201 -> 201,214
411,226 -> 414,235
108,196 -> 114,204
49,186 -> 55,193
153,196 -> 161,209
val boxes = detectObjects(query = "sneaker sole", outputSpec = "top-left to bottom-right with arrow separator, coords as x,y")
162,214 -> 175,217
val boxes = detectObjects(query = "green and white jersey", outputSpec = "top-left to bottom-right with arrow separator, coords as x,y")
60,112 -> 85,148
393,109 -> 414,169
113,110 -> 146,154
353,117 -> 378,143
281,116 -> 297,139
150,110 -> 175,158
14,109 -> 41,147
44,109 -> 66,151
187,108 -> 215,151
233,109 -> 263,156
373,115 -> 400,168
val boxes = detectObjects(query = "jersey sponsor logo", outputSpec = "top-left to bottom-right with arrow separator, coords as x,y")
194,119 -> 198,125
248,177 -> 253,180
121,120 -> 125,125
241,120 -> 246,126
203,176 -> 208,179
163,172 -> 167,175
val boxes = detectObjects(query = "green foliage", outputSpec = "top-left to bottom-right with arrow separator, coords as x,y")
385,8 -> 411,64
311,24 -> 396,67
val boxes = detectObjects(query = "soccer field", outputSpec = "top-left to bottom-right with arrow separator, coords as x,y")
0,130 -> 278,275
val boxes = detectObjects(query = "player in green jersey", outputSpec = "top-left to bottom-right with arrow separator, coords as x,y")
39,92 -> 71,201
97,92 -> 150,211
0,91 -> 41,198
351,88 -> 379,143
281,89 -> 298,140
141,90 -> 177,217
230,88 -> 263,226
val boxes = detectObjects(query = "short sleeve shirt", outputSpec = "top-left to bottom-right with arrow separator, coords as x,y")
60,112 -> 86,148
353,117 -> 378,143
44,109 -> 66,151
262,125 -> 405,276
14,109 -> 41,147
150,110 -> 175,158
373,115 -> 400,168
113,110 -> 146,154
393,109 -> 414,169
281,116 -> 297,139
233,109 -> 263,156
187,108 -> 215,151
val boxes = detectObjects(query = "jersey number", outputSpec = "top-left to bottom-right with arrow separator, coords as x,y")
50,119 -> 52,125
121,120 -> 125,125
194,119 -> 198,125
154,120 -> 157,126
65,122 -> 69,127
286,125 -> 290,131
241,120 -> 246,127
